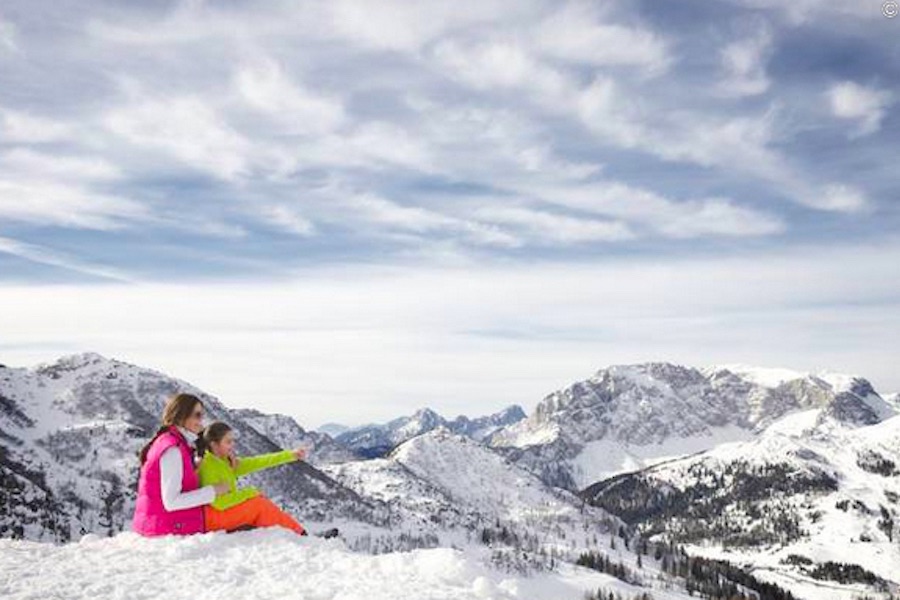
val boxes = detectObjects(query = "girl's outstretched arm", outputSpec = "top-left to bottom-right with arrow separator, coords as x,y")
233,449 -> 299,477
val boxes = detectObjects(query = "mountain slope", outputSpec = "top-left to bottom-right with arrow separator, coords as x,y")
0,352 -> 374,542
582,407 -> 900,599
323,426 -> 619,549
488,363 -> 896,490
321,427 -> 748,596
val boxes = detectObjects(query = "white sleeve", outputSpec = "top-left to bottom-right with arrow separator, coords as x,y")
159,446 -> 216,512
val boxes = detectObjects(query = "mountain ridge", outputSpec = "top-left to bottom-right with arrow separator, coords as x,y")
486,362 -> 896,490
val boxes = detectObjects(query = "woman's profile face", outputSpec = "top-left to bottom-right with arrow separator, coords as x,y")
182,402 -> 205,434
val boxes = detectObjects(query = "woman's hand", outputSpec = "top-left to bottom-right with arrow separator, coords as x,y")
293,447 -> 307,461
227,453 -> 240,470
213,482 -> 231,497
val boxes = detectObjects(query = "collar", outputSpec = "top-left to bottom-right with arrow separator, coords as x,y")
175,425 -> 198,444
204,450 -> 226,463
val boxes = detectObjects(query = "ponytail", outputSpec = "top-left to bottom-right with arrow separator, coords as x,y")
138,425 -> 171,465
195,426 -> 209,458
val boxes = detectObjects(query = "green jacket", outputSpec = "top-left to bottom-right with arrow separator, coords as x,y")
197,449 -> 298,511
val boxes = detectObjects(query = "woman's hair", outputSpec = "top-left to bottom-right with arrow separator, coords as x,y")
138,393 -> 204,465
196,421 -> 233,457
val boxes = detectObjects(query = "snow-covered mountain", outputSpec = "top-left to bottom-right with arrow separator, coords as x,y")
0,353 -> 375,542
335,405 -> 526,458
4,353 -> 898,599
316,422 -> 351,437
231,408 -> 356,465
324,426 -> 615,543
885,392 -> 900,411
488,363 -> 896,491
581,405 -> 900,599
320,427 -> 772,596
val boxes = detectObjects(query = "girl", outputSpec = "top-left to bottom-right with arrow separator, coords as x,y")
196,421 -> 308,535
133,393 -> 230,536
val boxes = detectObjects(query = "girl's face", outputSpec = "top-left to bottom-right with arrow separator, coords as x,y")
183,402 -> 204,434
210,431 -> 235,459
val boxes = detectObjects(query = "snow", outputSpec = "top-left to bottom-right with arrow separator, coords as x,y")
390,428 -> 583,522
570,423 -> 755,488
0,529 -> 695,600
643,411 -> 900,599
712,363 -> 861,393
490,420 -> 560,448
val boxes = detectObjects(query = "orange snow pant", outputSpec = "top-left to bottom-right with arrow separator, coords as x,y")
204,495 -> 306,535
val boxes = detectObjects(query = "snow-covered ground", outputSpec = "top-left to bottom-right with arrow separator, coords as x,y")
0,528 -> 696,600
570,423 -> 755,488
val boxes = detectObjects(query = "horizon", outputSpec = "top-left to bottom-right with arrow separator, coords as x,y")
4,350 -> 897,431
1,1 -> 898,426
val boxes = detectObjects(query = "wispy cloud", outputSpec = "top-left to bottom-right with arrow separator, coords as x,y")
716,21 -> 773,97
827,81 -> 893,137
0,236 -> 135,282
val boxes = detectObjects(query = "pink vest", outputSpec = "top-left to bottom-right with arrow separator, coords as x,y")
132,426 -> 205,536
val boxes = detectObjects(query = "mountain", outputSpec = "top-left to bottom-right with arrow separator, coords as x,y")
3,353 -> 860,599
326,426 -> 611,534
581,405 -> 900,599
0,352 -> 375,542
487,362 -> 896,491
230,408 -> 355,465
334,405 -> 525,458
321,426 -> 696,581
316,422 -> 351,437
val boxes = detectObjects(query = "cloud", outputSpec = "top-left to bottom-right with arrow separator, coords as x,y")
0,179 -> 147,229
0,0 -> 893,273
499,180 -> 785,239
716,22 -> 772,97
0,16 -> 17,52
718,0 -> 887,24
472,205 -> 635,243
0,236 -> 135,281
331,190 -> 522,248
2,149 -> 121,180
105,94 -> 254,181
1,108 -> 73,143
827,81 -> 892,137
261,205 -> 316,237
233,59 -> 345,134
534,1 -> 671,74
816,183 -> 868,212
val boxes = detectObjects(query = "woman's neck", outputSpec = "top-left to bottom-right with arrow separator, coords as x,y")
175,425 -> 198,444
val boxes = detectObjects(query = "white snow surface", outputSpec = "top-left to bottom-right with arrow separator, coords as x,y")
0,528 -> 698,600
570,422 -> 755,488
709,363 -> 859,392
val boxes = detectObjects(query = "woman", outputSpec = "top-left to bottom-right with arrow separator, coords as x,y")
196,420 -> 307,535
132,393 -> 229,536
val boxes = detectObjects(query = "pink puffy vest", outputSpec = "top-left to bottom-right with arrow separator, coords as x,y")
132,426 -> 205,536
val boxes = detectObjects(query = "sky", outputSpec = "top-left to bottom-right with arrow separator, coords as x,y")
0,0 -> 898,429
